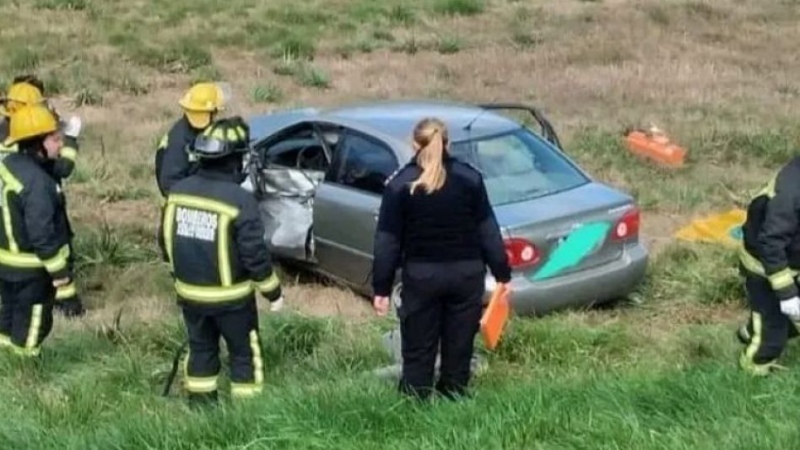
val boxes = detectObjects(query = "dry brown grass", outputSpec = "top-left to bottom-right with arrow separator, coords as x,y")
3,0 -> 797,328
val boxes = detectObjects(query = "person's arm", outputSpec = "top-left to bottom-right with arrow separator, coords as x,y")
758,167 -> 800,300
473,176 -> 511,283
51,135 -> 79,181
371,181 -> 405,297
157,128 -> 191,196
235,195 -> 282,302
21,178 -> 70,281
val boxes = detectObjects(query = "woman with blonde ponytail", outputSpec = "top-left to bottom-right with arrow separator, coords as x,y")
371,117 -> 511,401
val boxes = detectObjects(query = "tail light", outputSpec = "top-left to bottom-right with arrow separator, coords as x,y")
612,207 -> 640,240
504,238 -> 540,268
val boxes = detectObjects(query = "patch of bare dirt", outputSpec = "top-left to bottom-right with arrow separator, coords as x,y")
269,284 -> 374,322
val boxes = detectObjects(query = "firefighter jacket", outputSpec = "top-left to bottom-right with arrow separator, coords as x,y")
155,116 -> 202,198
160,168 -> 282,308
0,118 -> 80,182
0,152 -> 72,281
740,156 -> 800,300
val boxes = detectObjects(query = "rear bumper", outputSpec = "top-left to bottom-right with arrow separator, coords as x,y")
485,242 -> 649,316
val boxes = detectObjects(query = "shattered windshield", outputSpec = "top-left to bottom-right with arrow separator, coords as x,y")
449,128 -> 589,206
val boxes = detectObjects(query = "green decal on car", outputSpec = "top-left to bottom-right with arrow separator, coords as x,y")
530,221 -> 611,281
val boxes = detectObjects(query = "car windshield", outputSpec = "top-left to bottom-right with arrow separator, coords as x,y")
449,128 -> 589,206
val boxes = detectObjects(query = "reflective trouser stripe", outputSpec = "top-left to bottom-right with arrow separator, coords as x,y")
175,280 -> 254,303
56,282 -> 77,300
744,312 -> 763,362
231,383 -> 263,398
0,304 -> 44,357
185,376 -> 218,393
183,349 -> 219,393
232,329 -> 265,398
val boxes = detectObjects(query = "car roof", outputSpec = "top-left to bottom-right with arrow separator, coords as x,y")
248,99 -> 524,145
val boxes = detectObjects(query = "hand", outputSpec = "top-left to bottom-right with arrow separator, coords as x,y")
270,296 -> 285,312
53,277 -> 71,288
780,296 -> 800,319
373,296 -> 390,316
63,116 -> 82,138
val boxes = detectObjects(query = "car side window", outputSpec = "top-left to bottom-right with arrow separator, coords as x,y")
329,131 -> 398,195
255,123 -> 330,172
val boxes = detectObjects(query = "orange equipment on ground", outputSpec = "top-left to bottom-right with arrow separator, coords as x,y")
624,126 -> 686,168
480,284 -> 511,351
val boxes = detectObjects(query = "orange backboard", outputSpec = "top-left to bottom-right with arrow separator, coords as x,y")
480,284 -> 510,351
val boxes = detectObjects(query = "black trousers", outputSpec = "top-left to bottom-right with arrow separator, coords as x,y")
181,297 -> 265,399
0,276 -> 55,356
741,275 -> 799,367
398,259 -> 485,399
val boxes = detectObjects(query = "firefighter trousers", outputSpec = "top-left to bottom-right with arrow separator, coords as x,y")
398,259 -> 485,400
181,297 -> 265,399
740,274 -> 800,374
0,275 -> 55,357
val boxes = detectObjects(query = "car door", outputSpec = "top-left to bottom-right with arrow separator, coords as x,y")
248,122 -> 332,263
312,128 -> 400,289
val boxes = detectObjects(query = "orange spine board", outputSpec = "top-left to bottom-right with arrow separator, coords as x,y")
624,131 -> 686,168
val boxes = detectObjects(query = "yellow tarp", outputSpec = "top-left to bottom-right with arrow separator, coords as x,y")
674,208 -> 746,247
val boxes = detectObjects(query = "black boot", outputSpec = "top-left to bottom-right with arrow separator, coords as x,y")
188,391 -> 219,409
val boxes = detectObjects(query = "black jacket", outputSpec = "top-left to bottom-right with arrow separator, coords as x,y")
741,156 -> 800,300
371,155 -> 511,297
155,116 -> 202,197
159,168 -> 282,309
0,152 -> 72,281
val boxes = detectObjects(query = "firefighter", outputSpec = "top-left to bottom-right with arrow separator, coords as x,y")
371,117 -> 512,400
737,157 -> 800,375
0,76 -> 85,318
0,104 -> 72,356
155,82 -> 226,197
159,116 -> 284,406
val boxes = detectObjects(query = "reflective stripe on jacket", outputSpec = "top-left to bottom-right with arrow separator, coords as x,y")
0,153 -> 71,281
161,169 -> 281,307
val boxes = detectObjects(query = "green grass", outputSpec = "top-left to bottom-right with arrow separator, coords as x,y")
1,226 -> 773,449
3,0 -> 800,447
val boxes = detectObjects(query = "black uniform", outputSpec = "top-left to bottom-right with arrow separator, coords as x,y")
738,157 -> 800,374
160,168 -> 282,399
155,116 -> 202,197
0,152 -> 72,356
372,155 -> 511,399
0,121 -> 82,314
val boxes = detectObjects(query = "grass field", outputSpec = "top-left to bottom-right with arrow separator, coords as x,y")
2,0 -> 800,448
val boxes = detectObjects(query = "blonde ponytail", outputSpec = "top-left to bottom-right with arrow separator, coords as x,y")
409,118 -> 448,194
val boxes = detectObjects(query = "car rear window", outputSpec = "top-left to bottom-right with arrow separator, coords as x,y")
449,128 -> 589,206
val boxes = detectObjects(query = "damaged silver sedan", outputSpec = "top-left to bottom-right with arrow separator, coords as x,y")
243,100 -> 648,316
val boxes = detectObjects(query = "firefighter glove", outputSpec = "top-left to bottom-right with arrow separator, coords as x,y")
63,116 -> 82,138
780,296 -> 800,320
56,298 -> 86,318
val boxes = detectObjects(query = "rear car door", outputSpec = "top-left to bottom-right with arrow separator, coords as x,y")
313,128 -> 400,288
